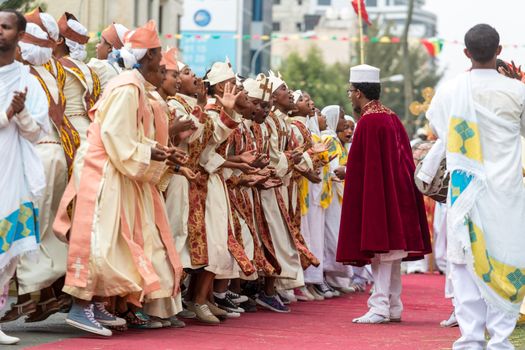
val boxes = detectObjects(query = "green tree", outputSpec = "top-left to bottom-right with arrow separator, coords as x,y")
0,0 -> 46,12
278,46 -> 353,115
360,21 -> 442,134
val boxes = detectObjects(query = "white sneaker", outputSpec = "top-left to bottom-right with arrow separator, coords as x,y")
296,286 -> 315,301
0,329 -> 20,345
277,289 -> 297,303
307,285 -> 325,301
440,311 -> 458,328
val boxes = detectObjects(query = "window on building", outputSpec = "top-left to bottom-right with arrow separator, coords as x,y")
273,0 -> 281,4
318,0 -> 331,5
394,0 -> 407,5
298,0 -> 303,5
272,21 -> 281,31
252,0 -> 263,21
250,49 -> 262,74
366,0 -> 377,6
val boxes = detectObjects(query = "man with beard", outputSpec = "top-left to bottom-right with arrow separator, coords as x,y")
337,64 -> 431,324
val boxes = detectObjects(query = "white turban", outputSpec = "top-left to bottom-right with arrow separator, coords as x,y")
65,19 -> 88,61
322,105 -> 341,137
19,23 -> 52,66
119,29 -> 148,70
40,12 -> 59,41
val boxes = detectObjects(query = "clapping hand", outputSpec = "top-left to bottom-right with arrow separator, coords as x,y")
7,87 -> 27,120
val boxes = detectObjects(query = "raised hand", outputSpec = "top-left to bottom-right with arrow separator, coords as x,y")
216,82 -> 242,116
252,154 -> 270,169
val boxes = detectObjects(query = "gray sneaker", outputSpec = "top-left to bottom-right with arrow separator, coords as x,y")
66,303 -> 112,337
93,302 -> 126,327
169,316 -> 186,328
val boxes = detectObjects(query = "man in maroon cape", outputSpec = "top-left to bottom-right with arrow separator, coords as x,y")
336,64 -> 431,324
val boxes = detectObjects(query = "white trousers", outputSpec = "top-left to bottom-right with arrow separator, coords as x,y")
451,263 -> 518,350
368,259 -> 403,318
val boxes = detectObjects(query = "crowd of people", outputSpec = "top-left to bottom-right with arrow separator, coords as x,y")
1,7 -> 525,350
0,8 -> 370,344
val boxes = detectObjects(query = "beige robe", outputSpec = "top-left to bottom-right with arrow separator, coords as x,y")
164,96 -> 240,279
261,110 -> 304,288
62,58 -> 97,144
16,65 -> 68,294
88,58 -> 121,93
61,75 -> 173,301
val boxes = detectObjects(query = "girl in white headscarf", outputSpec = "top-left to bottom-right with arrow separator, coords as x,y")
319,105 -> 359,293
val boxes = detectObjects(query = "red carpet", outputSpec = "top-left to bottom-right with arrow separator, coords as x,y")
28,274 -> 459,350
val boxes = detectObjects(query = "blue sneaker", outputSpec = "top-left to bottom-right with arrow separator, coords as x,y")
93,302 -> 126,327
256,292 -> 290,313
66,303 -> 112,336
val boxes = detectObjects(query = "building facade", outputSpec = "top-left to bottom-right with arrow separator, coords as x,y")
42,0 -> 184,47
271,0 -> 437,67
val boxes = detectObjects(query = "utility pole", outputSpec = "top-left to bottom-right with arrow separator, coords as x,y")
402,0 -> 415,131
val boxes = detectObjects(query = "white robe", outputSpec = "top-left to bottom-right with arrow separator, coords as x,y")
0,61 -> 49,288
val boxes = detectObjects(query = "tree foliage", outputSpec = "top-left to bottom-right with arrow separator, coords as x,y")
277,21 -> 442,135
361,21 -> 442,134
0,0 -> 46,12
278,46 -> 353,116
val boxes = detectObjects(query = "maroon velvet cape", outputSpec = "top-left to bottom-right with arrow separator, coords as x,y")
336,100 -> 431,267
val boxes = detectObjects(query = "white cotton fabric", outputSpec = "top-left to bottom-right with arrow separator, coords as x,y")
120,30 -> 148,69
427,69 -> 525,314
19,23 -> 52,66
114,23 -> 129,43
65,19 -> 88,61
321,105 -> 339,137
40,12 -> 59,41
307,111 -> 321,136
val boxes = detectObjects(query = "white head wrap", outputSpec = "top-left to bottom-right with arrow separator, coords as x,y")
19,23 -> 52,66
292,90 -> 303,104
308,110 -> 321,136
114,23 -> 128,44
345,115 -> 356,124
119,29 -> 148,70
65,19 -> 88,61
321,105 -> 341,137
40,12 -> 59,41
120,30 -> 148,69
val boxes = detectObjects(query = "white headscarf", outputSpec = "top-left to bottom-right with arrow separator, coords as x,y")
308,110 -> 321,136
65,19 -> 88,61
321,105 -> 340,137
19,24 -> 53,66
40,12 -> 59,41
119,29 -> 148,70
345,115 -> 355,124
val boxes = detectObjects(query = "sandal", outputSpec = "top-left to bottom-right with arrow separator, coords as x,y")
25,298 -> 61,323
116,309 -> 147,328
57,294 -> 72,313
0,300 -> 37,323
